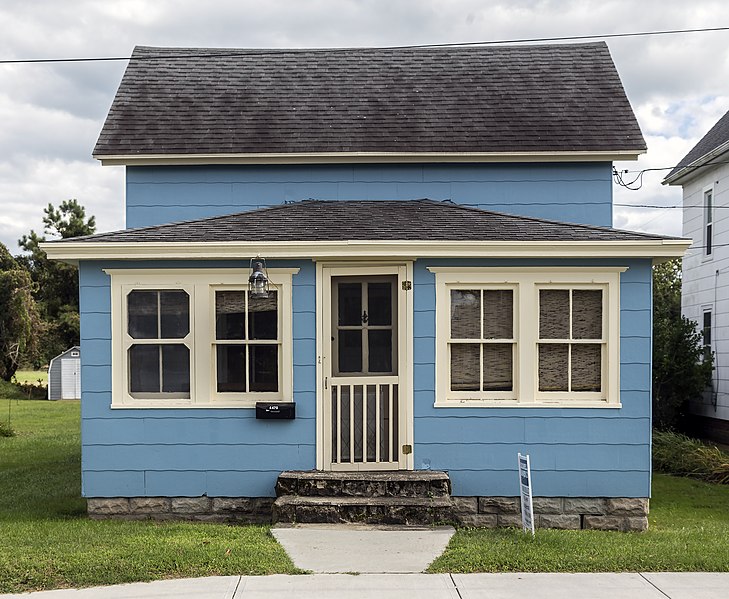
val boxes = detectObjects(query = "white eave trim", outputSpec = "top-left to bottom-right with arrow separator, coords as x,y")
663,141 -> 729,185
94,150 -> 645,166
41,238 -> 691,264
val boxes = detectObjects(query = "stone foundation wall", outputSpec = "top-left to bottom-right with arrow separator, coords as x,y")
452,496 -> 649,531
87,495 -> 649,531
87,497 -> 274,523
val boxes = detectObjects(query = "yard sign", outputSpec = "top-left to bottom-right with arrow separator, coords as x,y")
518,453 -> 535,535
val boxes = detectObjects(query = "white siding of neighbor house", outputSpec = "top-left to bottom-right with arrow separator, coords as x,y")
681,160 -> 729,421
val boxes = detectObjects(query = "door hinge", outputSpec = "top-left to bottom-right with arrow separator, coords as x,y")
402,444 -> 412,455
401,281 -> 412,291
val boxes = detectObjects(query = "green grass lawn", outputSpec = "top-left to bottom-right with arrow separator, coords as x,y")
0,398 -> 299,594
429,474 -> 729,573
13,369 -> 48,386
2,398 -> 729,592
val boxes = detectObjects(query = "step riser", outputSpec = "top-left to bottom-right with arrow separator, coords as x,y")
273,502 -> 454,526
276,475 -> 451,498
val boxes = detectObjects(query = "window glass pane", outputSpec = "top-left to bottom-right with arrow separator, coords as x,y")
338,330 -> 362,373
248,291 -> 278,340
249,345 -> 278,392
161,344 -> 190,394
216,291 -> 246,340
450,343 -> 480,391
539,290 -> 570,339
129,344 -> 160,393
160,291 -> 189,339
538,344 -> 568,391
483,343 -> 513,391
338,283 -> 362,326
483,290 -> 513,339
451,290 -> 481,339
368,282 -> 392,326
216,345 -> 246,392
128,291 -> 158,339
572,290 -> 602,339
703,312 -> 712,346
571,344 -> 602,392
368,330 -> 393,373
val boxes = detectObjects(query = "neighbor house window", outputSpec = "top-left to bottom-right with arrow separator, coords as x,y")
705,188 -> 714,257
107,268 -> 297,408
703,310 -> 712,359
431,267 -> 622,407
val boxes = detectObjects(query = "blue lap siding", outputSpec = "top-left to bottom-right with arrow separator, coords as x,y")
126,163 -> 613,229
79,254 -> 652,498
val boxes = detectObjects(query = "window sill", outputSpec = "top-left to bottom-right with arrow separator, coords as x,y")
433,399 -> 621,409
111,400 -> 292,409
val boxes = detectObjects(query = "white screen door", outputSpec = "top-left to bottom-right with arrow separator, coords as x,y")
319,264 -> 412,471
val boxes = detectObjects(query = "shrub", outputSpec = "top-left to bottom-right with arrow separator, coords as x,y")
0,420 -> 15,437
653,430 -> 729,484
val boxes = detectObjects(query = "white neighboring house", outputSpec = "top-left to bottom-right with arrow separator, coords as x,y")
665,110 -> 729,443
47,346 -> 81,400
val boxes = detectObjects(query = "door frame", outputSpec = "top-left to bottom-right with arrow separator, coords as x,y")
315,261 -> 414,471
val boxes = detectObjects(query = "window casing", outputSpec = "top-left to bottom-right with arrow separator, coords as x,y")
704,188 -> 714,257
432,267 -> 623,407
108,268 -> 297,408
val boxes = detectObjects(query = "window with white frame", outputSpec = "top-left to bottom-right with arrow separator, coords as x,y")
431,267 -> 622,407
705,188 -> 714,257
108,268 -> 297,408
448,288 -> 516,397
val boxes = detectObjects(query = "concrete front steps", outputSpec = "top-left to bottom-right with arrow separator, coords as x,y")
272,470 -> 455,525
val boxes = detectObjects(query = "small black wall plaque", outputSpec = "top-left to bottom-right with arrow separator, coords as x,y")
255,402 -> 295,420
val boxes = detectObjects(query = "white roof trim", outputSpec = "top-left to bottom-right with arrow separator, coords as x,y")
663,140 -> 729,185
95,150 -> 645,166
42,238 -> 690,264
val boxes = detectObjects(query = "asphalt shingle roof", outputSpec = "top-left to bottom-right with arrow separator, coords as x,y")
94,43 -> 646,157
60,199 -> 673,244
666,109 -> 729,180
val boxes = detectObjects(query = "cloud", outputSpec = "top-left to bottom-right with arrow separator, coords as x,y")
2,0 -> 729,252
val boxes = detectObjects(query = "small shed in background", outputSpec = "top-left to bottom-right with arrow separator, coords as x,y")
47,346 -> 81,400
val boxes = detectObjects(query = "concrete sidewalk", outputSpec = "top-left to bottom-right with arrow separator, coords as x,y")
3,573 -> 729,598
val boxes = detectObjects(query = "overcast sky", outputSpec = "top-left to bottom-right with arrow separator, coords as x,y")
1,0 -> 729,251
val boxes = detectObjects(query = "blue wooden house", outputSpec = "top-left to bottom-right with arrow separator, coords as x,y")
45,43 -> 688,530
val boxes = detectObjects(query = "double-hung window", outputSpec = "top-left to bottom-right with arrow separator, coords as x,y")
704,188 -> 714,257
108,268 -> 297,407
432,267 -> 622,407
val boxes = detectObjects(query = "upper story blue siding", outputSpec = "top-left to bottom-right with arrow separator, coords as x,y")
126,163 -> 613,229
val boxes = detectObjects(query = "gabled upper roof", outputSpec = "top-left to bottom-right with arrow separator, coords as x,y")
42,199 -> 689,263
664,109 -> 729,185
94,43 -> 646,165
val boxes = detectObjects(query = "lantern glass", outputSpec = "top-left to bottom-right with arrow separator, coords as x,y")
249,260 -> 269,299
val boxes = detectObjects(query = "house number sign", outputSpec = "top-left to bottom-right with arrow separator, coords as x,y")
518,453 -> 535,536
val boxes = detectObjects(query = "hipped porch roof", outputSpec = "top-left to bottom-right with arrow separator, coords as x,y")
43,199 -> 690,262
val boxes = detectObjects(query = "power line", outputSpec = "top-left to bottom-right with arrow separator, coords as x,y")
1,25 -> 729,64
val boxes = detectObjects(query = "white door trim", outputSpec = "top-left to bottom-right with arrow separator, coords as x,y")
315,261 -> 414,471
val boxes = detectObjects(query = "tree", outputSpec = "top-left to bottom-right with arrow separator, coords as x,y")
0,242 -> 41,381
17,199 -> 96,364
652,258 -> 713,431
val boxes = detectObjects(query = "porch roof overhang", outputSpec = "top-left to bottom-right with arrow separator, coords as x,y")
42,238 -> 691,265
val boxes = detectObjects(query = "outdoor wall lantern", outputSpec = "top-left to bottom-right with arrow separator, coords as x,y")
248,257 -> 270,299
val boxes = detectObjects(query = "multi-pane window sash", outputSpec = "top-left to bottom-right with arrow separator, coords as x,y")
126,289 -> 191,399
108,268 -> 297,408
431,267 -> 622,408
537,287 -> 605,396
214,289 -> 280,394
448,287 -> 516,399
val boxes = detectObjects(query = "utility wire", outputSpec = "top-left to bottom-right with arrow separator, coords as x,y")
1,25 -> 729,64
